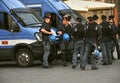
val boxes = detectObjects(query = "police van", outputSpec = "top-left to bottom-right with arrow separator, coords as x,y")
19,0 -> 86,61
20,0 -> 86,28
0,0 -> 44,67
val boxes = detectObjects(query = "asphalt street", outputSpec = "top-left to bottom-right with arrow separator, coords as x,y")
0,52 -> 120,83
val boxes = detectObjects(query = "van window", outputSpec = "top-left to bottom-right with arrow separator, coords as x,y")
30,7 -> 42,17
11,8 -> 43,27
0,12 -> 19,32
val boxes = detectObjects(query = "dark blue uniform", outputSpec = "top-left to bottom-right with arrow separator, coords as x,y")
57,21 -> 73,66
110,23 -> 120,60
81,21 -> 100,70
72,22 -> 85,68
100,21 -> 112,65
41,22 -> 51,67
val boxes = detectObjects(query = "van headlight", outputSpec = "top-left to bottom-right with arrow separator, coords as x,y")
34,32 -> 42,42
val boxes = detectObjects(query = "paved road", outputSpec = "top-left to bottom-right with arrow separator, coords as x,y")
0,53 -> 120,83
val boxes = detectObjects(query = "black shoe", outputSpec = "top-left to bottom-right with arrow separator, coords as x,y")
43,66 -> 49,69
91,66 -> 98,70
108,62 -> 112,65
81,64 -> 85,70
63,63 -> 68,67
72,65 -> 76,69
102,63 -> 108,65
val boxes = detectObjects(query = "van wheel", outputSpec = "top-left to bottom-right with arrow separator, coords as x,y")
16,48 -> 33,67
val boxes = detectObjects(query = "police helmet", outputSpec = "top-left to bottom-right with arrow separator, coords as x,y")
62,33 -> 70,42
49,28 -> 59,43
49,35 -> 59,43
94,49 -> 100,57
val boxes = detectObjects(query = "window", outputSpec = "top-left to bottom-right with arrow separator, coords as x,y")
30,7 -> 42,17
0,12 -> 19,31
11,8 -> 43,27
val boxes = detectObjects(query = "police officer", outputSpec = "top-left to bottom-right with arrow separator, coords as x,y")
57,14 -> 73,66
109,15 -> 120,60
100,15 -> 112,65
40,15 -> 53,68
81,14 -> 100,70
86,16 -> 93,64
72,17 -> 85,68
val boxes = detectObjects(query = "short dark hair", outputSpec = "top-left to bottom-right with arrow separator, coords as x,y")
93,14 -> 98,20
109,15 -> 114,20
87,16 -> 93,22
101,15 -> 107,20
76,17 -> 81,22
62,13 -> 67,18
67,16 -> 71,21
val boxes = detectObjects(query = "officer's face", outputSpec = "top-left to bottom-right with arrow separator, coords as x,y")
45,18 -> 50,23
63,19 -> 67,25
109,19 -> 114,24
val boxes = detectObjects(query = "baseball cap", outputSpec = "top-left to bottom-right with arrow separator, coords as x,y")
43,15 -> 51,19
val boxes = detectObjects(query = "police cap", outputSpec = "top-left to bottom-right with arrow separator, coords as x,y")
101,15 -> 107,20
43,15 -> 51,19
93,14 -> 99,20
87,16 -> 93,21
109,15 -> 114,20
76,17 -> 81,22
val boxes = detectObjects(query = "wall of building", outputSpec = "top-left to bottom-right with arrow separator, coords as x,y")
83,0 -> 114,23
63,0 -> 115,24
80,9 -> 112,23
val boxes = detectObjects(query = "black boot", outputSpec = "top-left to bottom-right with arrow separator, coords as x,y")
91,66 -> 98,70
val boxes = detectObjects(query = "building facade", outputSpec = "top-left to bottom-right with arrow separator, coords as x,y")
63,0 -> 117,24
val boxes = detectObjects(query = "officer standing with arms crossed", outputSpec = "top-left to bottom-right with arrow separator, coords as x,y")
40,15 -> 53,68
72,17 -> 85,68
81,14 -> 100,70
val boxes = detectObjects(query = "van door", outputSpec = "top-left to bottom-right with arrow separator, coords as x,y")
0,12 -> 20,60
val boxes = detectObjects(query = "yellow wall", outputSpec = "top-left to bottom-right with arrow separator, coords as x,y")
80,10 -> 113,23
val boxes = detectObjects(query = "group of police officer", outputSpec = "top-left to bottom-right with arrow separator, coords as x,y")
40,13 -> 120,70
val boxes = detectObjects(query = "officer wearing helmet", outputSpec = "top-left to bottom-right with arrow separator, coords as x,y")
57,14 -> 73,66
40,15 -> 53,68
100,15 -> 112,65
